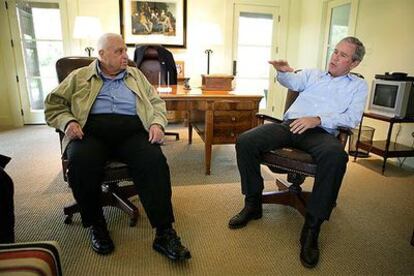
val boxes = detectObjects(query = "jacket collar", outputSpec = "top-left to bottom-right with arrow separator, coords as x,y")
85,59 -> 138,81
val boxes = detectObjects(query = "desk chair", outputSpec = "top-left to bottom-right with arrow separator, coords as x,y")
134,45 -> 180,140
55,56 -> 139,226
257,72 -> 362,216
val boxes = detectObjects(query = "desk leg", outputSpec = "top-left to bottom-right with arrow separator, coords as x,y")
382,121 -> 394,175
188,122 -> 193,144
205,103 -> 214,175
205,143 -> 211,175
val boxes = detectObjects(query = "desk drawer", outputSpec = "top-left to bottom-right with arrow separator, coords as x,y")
213,101 -> 257,111
212,127 -> 247,143
213,111 -> 255,143
213,111 -> 253,127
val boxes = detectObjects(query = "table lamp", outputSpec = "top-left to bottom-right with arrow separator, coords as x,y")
202,23 -> 223,74
73,16 -> 102,57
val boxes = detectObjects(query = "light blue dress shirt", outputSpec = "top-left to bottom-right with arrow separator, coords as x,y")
90,63 -> 137,115
277,69 -> 368,134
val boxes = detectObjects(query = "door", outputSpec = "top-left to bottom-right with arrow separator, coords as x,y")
232,4 -> 279,112
7,0 -> 69,124
321,0 -> 359,70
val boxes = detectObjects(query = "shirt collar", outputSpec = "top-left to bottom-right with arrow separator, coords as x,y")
325,71 -> 354,80
85,59 -> 138,82
96,61 -> 126,80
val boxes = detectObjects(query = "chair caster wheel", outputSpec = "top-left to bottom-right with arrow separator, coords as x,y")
129,218 -> 137,227
64,216 -> 73,224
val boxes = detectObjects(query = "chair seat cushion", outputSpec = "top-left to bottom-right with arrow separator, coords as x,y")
261,147 -> 317,176
103,161 -> 131,183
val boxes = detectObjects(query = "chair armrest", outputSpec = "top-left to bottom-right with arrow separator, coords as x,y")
338,126 -> 352,135
337,127 -> 352,147
256,113 -> 283,125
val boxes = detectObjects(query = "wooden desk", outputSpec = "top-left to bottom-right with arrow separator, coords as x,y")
159,85 -> 262,174
354,112 -> 414,174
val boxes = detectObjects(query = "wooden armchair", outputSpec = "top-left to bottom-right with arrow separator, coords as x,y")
257,84 -> 353,216
55,57 -> 139,226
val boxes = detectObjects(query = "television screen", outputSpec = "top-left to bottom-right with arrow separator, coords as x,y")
373,84 -> 398,108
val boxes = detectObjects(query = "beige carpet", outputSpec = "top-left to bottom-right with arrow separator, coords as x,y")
0,125 -> 413,275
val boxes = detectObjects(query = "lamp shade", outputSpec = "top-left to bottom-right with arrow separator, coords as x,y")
73,16 -> 102,40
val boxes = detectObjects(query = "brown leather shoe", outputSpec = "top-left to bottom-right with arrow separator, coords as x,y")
228,206 -> 262,229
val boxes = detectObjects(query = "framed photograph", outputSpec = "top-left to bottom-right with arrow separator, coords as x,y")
175,60 -> 184,78
119,0 -> 187,48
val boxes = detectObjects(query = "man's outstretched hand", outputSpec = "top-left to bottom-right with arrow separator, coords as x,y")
268,60 -> 294,73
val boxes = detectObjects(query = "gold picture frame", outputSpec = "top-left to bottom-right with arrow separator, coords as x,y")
119,0 -> 187,48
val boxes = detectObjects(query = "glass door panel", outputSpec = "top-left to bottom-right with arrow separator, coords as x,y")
12,1 -> 65,123
233,5 -> 279,111
324,2 -> 351,69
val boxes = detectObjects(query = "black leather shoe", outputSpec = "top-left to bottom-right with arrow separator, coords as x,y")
228,206 -> 262,229
90,224 -> 114,255
153,228 -> 191,261
299,214 -> 322,268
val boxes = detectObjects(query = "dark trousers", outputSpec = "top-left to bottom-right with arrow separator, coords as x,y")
236,122 -> 348,220
66,114 -> 174,228
0,154 -> 14,243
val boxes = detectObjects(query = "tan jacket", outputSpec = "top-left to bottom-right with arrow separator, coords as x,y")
44,60 -> 167,152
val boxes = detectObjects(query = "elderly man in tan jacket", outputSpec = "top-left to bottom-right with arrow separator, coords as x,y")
44,33 -> 190,261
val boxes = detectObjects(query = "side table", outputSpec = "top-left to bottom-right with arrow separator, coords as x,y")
354,112 -> 414,174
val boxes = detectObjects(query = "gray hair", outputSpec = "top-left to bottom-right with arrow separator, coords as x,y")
339,36 -> 366,62
96,33 -> 123,52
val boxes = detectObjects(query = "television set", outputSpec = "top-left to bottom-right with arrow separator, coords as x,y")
367,79 -> 414,118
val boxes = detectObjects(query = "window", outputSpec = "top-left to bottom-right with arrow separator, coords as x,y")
16,1 -> 64,111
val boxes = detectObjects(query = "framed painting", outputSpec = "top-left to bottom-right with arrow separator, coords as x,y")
119,0 -> 187,48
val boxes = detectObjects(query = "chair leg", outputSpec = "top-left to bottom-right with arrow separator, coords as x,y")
63,184 -> 139,227
108,184 -> 139,227
262,177 -> 310,217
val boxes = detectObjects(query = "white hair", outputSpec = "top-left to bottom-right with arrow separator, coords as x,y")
96,33 -> 123,52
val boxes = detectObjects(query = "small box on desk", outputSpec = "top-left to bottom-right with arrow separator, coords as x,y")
201,74 -> 234,91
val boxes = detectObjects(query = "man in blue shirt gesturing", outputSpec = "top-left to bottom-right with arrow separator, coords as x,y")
228,37 -> 367,268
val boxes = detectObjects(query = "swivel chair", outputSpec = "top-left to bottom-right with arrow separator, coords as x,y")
257,72 -> 362,216
55,56 -> 139,226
